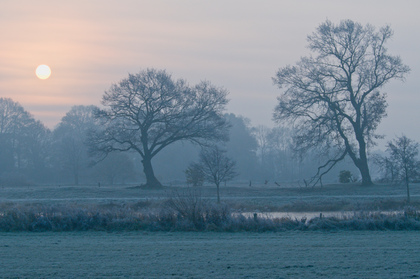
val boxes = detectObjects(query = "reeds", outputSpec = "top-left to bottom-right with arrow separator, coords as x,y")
0,200 -> 419,232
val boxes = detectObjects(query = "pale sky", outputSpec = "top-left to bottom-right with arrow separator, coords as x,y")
1,0 -> 419,147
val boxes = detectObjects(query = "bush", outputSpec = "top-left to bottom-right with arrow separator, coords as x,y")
339,170 -> 353,183
164,188 -> 231,230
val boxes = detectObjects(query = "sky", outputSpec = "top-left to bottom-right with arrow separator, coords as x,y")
1,0 -> 419,148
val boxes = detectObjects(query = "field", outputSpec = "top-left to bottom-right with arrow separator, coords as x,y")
1,181 -> 419,212
0,182 -> 419,278
1,231 -> 419,278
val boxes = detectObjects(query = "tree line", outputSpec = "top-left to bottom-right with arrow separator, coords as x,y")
0,19 -> 418,194
0,95 -> 333,187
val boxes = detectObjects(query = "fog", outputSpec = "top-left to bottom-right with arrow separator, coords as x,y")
0,100 -> 362,187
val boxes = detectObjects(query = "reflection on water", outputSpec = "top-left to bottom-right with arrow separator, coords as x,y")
236,211 -> 402,221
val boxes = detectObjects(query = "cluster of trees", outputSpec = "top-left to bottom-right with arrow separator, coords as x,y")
1,20 -> 418,195
0,94 -> 366,188
0,95 -> 355,188
0,100 -> 137,186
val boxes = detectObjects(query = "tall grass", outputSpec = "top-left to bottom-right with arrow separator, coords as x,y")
0,199 -> 419,232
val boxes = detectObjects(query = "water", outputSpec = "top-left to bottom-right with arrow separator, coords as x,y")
237,211 -> 403,221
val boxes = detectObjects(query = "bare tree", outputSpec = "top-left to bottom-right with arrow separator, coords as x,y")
90,69 -> 229,188
54,105 -> 99,185
273,20 -> 410,186
185,163 -> 205,187
197,146 -> 237,203
386,135 -> 419,203
0,98 -> 50,178
253,125 -> 271,167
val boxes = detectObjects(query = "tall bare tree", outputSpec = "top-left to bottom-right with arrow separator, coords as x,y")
273,20 -> 410,186
90,69 -> 229,188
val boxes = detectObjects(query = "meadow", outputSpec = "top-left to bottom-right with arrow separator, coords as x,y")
1,182 -> 419,278
0,182 -> 419,232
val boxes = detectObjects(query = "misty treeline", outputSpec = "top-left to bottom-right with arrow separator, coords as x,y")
1,19 -> 418,188
0,96 -> 355,187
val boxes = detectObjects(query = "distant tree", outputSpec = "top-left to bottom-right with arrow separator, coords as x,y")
266,126 -> 295,181
24,120 -> 52,180
373,153 -> 398,183
224,114 -> 258,180
54,105 -> 99,185
185,163 -> 205,187
90,69 -> 229,188
254,125 -> 271,167
0,98 -> 30,173
385,135 -> 419,203
93,152 -> 136,185
197,146 -> 237,203
273,19 -> 410,186
0,98 -> 51,182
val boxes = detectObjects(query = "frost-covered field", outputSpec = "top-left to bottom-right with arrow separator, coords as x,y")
0,184 -> 419,277
1,182 -> 419,211
1,231 -> 419,278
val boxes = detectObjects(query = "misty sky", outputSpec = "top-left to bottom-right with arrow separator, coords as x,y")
1,0 -> 419,147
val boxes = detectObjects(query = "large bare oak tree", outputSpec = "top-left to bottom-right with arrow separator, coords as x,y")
273,20 -> 410,186
90,69 -> 229,188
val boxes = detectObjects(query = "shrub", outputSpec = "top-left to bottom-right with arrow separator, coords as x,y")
164,188 -> 231,230
339,170 -> 353,183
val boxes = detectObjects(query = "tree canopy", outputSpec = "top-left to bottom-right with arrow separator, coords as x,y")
273,20 -> 410,186
90,68 -> 230,188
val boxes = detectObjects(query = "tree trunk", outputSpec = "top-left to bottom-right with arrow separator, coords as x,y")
73,169 -> 79,185
216,182 -> 220,204
405,174 -> 410,203
142,155 -> 162,188
74,174 -> 79,185
354,154 -> 373,186
355,133 -> 373,186
358,162 -> 373,186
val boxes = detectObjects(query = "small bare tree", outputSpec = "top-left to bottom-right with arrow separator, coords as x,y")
197,146 -> 237,203
185,163 -> 205,187
385,135 -> 419,203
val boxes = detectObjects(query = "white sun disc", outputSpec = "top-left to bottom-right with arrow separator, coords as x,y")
36,65 -> 51,80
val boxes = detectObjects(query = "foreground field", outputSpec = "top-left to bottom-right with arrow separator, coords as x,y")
1,231 -> 419,278
0,184 -> 419,278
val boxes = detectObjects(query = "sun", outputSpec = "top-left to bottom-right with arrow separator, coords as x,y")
35,65 -> 51,80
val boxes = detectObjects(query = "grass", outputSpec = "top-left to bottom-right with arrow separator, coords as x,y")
0,182 -> 419,232
0,200 -> 419,232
